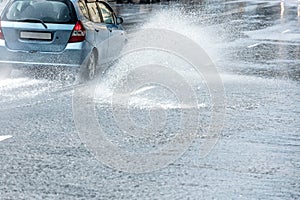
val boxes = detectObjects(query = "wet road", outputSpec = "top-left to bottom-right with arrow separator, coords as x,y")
0,0 -> 299,199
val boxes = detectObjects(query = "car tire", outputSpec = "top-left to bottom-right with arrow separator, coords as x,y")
82,50 -> 97,81
0,66 -> 12,80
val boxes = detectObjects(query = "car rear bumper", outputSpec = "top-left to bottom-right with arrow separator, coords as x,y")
0,40 -> 90,69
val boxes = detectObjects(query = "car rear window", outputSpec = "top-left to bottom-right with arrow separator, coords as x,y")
2,0 -> 77,24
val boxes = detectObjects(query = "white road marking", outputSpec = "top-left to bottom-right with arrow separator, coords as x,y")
0,135 -> 13,142
282,29 -> 291,34
247,43 -> 261,48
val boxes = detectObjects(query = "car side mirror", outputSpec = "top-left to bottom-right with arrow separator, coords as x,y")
116,17 -> 123,25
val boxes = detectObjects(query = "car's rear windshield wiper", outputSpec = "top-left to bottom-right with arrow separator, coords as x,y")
17,18 -> 48,29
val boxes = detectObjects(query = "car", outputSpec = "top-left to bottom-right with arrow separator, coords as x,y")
0,0 -> 126,80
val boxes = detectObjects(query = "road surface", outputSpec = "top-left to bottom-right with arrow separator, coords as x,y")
0,0 -> 299,199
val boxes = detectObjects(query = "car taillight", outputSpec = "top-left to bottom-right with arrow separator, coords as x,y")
0,20 -> 4,40
68,21 -> 85,43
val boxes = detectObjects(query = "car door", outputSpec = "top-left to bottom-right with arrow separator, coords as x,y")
78,1 -> 95,47
97,2 -> 126,60
80,0 -> 110,65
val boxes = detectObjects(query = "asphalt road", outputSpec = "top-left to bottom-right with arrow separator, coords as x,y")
0,0 -> 299,199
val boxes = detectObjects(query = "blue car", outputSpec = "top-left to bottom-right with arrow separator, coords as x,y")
0,0 -> 126,80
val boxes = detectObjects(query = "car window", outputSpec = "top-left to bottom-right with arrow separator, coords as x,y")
86,2 -> 101,23
78,0 -> 89,20
2,0 -> 77,24
97,2 -> 115,24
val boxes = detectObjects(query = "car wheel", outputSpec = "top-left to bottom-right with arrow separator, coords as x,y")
0,66 -> 12,80
86,51 -> 97,81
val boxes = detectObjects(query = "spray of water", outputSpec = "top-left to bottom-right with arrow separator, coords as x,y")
72,6 -> 226,172
94,7 -> 225,109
